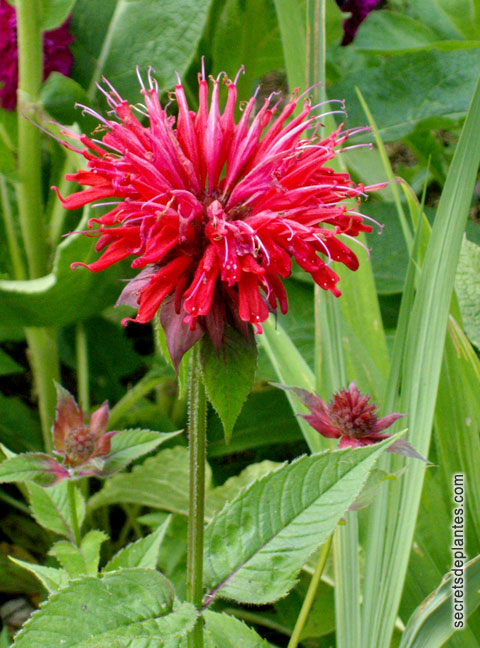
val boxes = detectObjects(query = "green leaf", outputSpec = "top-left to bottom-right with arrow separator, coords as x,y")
362,71 -> 480,648
50,530 -> 108,577
399,555 -> 480,648
88,446 -> 193,516
0,348 -> 22,376
9,558 -> 69,594
103,517 -> 170,572
71,0 -> 212,101
0,453 -> 68,486
330,49 -> 480,142
207,461 -> 281,515
455,237 -> 480,349
203,610 -> 270,647
211,0 -> 284,102
13,569 -> 197,647
0,626 -> 10,648
200,326 -> 257,443
27,481 -> 86,541
99,429 -> 182,477
40,73 -> 93,130
354,11 -> 444,53
203,437 -> 397,605
0,209 -> 126,328
40,0 -> 76,30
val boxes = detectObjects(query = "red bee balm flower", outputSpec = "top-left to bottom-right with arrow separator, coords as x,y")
277,382 -> 426,460
55,67 -> 377,366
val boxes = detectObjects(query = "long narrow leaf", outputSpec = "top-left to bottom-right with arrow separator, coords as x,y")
362,72 -> 480,648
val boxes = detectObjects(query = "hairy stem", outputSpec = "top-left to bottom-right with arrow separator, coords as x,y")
68,480 -> 81,546
186,344 -> 207,648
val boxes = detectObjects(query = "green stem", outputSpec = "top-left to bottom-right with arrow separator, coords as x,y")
15,0 -> 47,279
186,344 -> 207,648
0,176 -> 27,279
0,488 -> 30,515
75,322 -> 90,413
68,480 -> 81,546
288,534 -> 333,648
16,0 -> 61,449
25,328 -> 59,452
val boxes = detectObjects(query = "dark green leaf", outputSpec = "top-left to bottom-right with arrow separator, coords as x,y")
40,73 -> 94,130
201,327 -> 257,443
203,610 -> 270,647
71,0 -> 212,101
331,49 -> 480,142
0,348 -> 22,376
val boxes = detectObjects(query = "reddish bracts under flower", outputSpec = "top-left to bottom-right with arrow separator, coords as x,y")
0,0 -> 74,110
53,384 -> 116,470
277,382 -> 426,460
55,67 -> 378,366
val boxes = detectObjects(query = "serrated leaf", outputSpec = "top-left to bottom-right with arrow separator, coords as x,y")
50,530 -> 108,577
203,437 -> 397,605
13,569 -> 197,647
455,236 -> 480,349
103,517 -> 170,572
98,429 -> 181,477
88,446 -> 193,516
201,326 -> 257,443
27,481 -> 85,541
0,453 -> 69,486
9,558 -> 69,594
203,610 -> 270,647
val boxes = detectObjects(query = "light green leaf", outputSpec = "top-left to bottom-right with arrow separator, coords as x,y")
71,0 -> 212,101
207,461 -> 281,515
88,446 -> 193,516
0,453 -> 68,486
103,517 -> 170,572
9,558 -> 69,594
50,530 -> 108,577
99,428 -> 182,477
40,0 -> 76,30
399,555 -> 480,648
203,610 -> 270,647
13,569 -> 196,647
203,437 -> 397,605
0,209 -> 126,328
355,11 -> 443,53
0,627 -> 10,647
201,327 -> 257,443
27,481 -> 86,541
455,237 -> 480,349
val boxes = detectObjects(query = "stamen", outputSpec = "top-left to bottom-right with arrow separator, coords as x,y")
136,66 -> 146,91
75,104 -> 109,125
347,210 -> 384,232
233,65 -> 245,85
313,233 -> 332,265
341,233 -> 371,257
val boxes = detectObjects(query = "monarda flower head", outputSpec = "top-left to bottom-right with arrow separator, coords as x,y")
55,66 -> 379,368
277,382 -> 426,460
0,0 -> 74,110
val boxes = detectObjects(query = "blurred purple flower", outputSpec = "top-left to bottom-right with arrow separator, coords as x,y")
336,0 -> 382,45
0,0 -> 74,110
